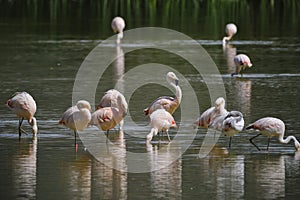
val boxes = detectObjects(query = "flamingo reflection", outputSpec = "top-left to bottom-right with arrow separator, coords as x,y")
12,137 -> 37,199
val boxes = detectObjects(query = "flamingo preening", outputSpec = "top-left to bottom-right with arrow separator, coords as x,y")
91,94 -> 127,135
144,72 -> 182,116
6,91 -> 38,138
111,16 -> 125,45
96,89 -> 128,130
210,111 -> 244,148
194,97 -> 227,129
146,109 -> 177,142
246,117 -> 300,151
59,100 -> 92,145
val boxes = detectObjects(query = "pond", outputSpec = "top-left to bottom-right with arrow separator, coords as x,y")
0,1 -> 300,199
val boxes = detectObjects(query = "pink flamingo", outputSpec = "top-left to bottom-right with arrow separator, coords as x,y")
144,72 -> 182,116
90,95 -> 127,135
59,100 -> 91,144
246,117 -> 300,151
111,16 -> 125,45
194,97 -> 228,129
146,109 -> 177,142
232,54 -> 253,76
222,23 -> 237,45
96,89 -> 128,130
210,111 -> 244,148
6,91 -> 38,138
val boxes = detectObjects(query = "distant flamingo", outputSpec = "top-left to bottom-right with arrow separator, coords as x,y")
59,100 -> 92,144
111,16 -> 125,45
194,97 -> 228,129
96,89 -> 128,130
144,72 -> 182,116
6,91 -> 38,138
146,109 -> 177,142
90,95 -> 127,135
246,117 -> 300,151
232,54 -> 253,76
222,23 -> 237,45
210,111 -> 244,148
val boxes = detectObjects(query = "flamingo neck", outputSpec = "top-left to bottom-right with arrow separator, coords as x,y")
170,82 -> 182,104
279,135 -> 300,151
146,128 -> 158,141
29,117 -> 38,135
222,36 -> 232,45
116,32 -> 123,44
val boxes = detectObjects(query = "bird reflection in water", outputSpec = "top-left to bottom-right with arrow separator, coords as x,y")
12,137 -> 37,199
146,142 -> 182,199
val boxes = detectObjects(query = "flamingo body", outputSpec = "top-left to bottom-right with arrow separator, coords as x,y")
246,117 -> 300,151
59,100 -> 91,133
209,110 -> 244,148
91,95 -> 126,133
195,97 -> 228,128
146,109 -> 177,142
96,89 -> 127,130
232,54 -> 253,76
111,16 -> 125,44
6,92 -> 38,136
144,72 -> 182,116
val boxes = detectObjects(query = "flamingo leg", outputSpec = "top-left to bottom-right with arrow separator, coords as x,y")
249,133 -> 262,151
228,137 -> 232,149
74,130 -> 78,153
18,118 -> 24,137
166,130 -> 171,142
267,137 -> 271,151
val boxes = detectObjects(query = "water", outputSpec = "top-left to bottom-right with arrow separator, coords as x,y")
1,1 -> 300,199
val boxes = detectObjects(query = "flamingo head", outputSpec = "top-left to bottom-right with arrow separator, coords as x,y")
215,97 -> 225,109
166,72 -> 179,86
76,100 -> 91,111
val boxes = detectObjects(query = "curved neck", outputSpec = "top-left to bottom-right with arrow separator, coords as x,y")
170,82 -> 182,104
222,36 -> 232,44
147,128 -> 158,141
28,117 -> 38,135
279,135 -> 300,150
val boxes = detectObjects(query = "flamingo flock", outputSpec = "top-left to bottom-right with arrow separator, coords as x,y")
5,18 -> 300,153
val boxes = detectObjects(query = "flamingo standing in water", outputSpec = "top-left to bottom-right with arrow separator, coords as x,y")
222,23 -> 237,45
144,72 -> 182,116
111,16 -> 125,45
59,100 -> 92,144
210,111 -> 244,148
96,89 -> 128,130
146,109 -> 177,142
194,97 -> 228,129
246,117 -> 300,151
232,54 -> 253,76
6,91 -> 38,138
90,94 -> 127,135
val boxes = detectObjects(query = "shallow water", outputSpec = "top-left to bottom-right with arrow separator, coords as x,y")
1,2 -> 300,199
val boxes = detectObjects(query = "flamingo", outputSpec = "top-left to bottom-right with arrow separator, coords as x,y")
144,72 -> 182,116
111,16 -> 125,45
222,23 -> 237,45
194,97 -> 228,129
59,100 -> 92,144
146,109 -> 177,142
90,94 -> 127,135
246,117 -> 300,151
6,91 -> 38,138
232,54 -> 253,76
210,111 -> 244,148
96,89 -> 128,130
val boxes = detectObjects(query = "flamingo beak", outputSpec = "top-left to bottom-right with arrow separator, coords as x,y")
175,79 -> 179,86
